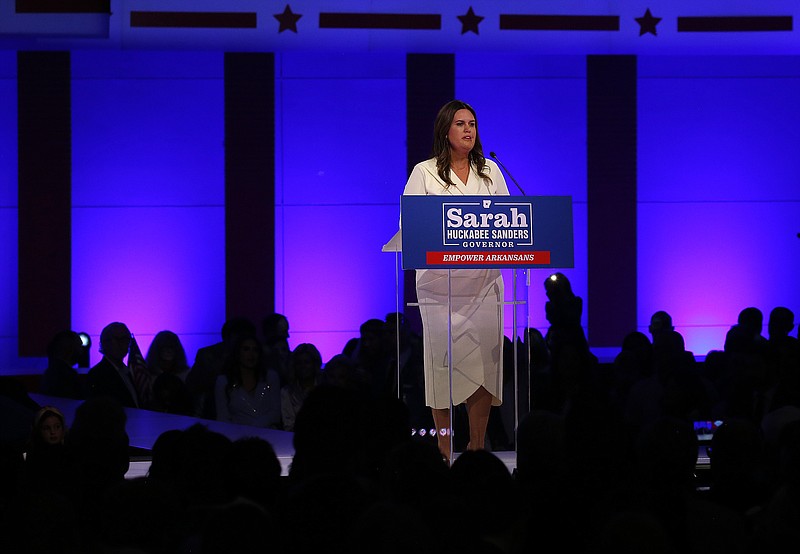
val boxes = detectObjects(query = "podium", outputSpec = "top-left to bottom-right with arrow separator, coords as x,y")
384,195 -> 574,457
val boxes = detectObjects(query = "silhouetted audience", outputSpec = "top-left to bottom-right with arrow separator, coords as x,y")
768,306 -> 795,350
228,436 -> 283,512
347,318 -> 395,399
147,377 -> 188,417
40,330 -> 84,399
0,375 -> 40,448
60,395 -> 131,540
24,405 -> 70,495
749,418 -> 800,553
85,322 -> 139,408
738,307 -> 768,346
543,272 -> 585,351
187,316 -> 257,419
93,476 -> 184,554
705,417 -> 769,522
262,312 -> 292,387
321,353 -> 370,392
280,343 -> 322,432
648,310 -> 675,343
133,329 -> 190,410
609,331 -> 653,415
8,300 -> 800,554
449,449 -> 527,552
629,416 -> 747,554
215,334 -> 281,429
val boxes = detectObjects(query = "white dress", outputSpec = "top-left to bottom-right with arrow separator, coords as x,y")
402,158 -> 509,409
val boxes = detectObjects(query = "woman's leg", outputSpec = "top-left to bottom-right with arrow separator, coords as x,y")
431,407 -> 451,463
465,386 -> 493,450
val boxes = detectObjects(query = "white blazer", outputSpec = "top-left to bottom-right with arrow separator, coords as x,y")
402,158 -> 510,196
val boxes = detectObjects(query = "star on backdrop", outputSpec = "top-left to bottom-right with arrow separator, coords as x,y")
274,4 -> 302,33
635,8 -> 662,36
458,7 -> 484,35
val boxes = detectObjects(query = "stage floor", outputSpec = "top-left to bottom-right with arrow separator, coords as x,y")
29,393 -> 518,478
125,449 -> 518,479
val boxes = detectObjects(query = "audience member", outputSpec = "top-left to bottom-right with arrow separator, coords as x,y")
609,331 -> 653,414
155,423 -> 235,509
93,476 -> 184,554
85,322 -> 138,408
146,428 -> 184,484
262,313 -> 292,387
738,307 -> 767,344
198,498 -> 280,554
132,329 -> 190,410
8,299 -> 800,553
625,328 -> 712,433
215,334 -> 281,428
228,436 -> 283,511
384,312 -> 429,433
766,306 -> 797,380
449,449 -> 527,552
368,440 -> 448,554
186,316 -> 257,419
515,409 -> 566,498
24,405 -> 69,494
631,416 -> 746,554
524,326 -> 555,413
716,316 -> 773,426
289,384 -> 370,483
321,353 -> 370,392
348,499 -> 434,554
63,396 -> 131,521
281,343 -> 322,432
0,375 -> 40,448
705,417 -> 770,521
284,471 -> 369,554
648,310 -> 675,343
488,335 -> 516,451
2,402 -> 80,554
40,330 -> 84,399
289,383 -> 408,484
348,318 -> 394,399
152,371 -> 193,415
543,272 -> 585,350
768,306 -> 795,344
748,419 -> 800,553
377,438 -> 449,512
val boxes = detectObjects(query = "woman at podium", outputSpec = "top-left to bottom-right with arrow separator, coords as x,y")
402,100 -> 509,462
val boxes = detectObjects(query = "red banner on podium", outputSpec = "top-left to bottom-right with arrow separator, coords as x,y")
425,251 -> 551,265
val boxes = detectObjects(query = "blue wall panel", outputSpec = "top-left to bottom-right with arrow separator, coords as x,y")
0,51 -> 15,206
639,65 -> 800,203
458,54 -> 587,199
279,81 -> 406,205
281,203 -> 400,361
0,51 -> 24,368
71,51 -> 226,366
0,211 -> 23,369
71,206 -> 225,367
3,46 -> 800,372
459,53 -> 588,337
638,56 -> 800,356
276,53 -> 405,360
72,51 -> 224,207
638,201 -> 800,356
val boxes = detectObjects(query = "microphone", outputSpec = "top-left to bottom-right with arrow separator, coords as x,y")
489,151 -> 526,195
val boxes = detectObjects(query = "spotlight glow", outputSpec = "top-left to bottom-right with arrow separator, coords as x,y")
78,332 -> 91,348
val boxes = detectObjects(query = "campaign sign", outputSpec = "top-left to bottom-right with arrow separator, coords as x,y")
400,195 -> 573,270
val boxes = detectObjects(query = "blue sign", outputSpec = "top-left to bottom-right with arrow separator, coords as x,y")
401,195 -> 573,269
